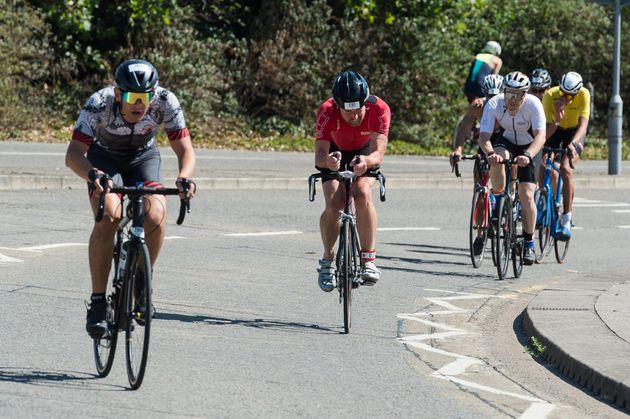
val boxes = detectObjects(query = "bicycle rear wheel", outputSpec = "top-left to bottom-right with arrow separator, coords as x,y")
494,196 -> 511,280
125,242 -> 152,389
469,189 -> 489,268
553,190 -> 570,263
93,247 -> 120,377
93,297 -> 118,377
512,195 -> 523,278
535,188 -> 552,263
341,222 -> 352,334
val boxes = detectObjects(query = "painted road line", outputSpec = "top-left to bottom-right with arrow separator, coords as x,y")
378,227 -> 440,231
14,243 -> 86,252
0,253 -> 23,263
612,209 -> 630,213
223,230 -> 303,237
618,225 -> 630,229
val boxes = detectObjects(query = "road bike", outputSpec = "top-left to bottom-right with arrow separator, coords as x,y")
454,153 -> 496,268
308,167 -> 385,334
492,159 -> 524,280
535,146 -> 572,263
92,178 -> 192,389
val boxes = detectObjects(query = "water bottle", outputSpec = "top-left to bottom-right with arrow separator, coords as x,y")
489,193 -> 496,213
117,240 -> 129,280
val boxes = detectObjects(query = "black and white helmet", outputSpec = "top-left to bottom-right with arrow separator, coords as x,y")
504,71 -> 531,92
559,71 -> 583,95
481,74 -> 504,96
531,68 -> 552,88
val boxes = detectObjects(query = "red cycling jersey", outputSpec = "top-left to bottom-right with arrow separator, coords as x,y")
315,96 -> 390,151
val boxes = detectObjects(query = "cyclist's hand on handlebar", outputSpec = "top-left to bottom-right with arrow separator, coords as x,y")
350,155 -> 367,177
488,153 -> 503,166
449,151 -> 461,168
88,169 -> 111,194
176,177 -> 196,200
326,151 -> 341,171
515,155 -> 530,167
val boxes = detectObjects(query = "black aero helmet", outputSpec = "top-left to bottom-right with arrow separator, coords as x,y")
332,70 -> 370,110
115,59 -> 159,92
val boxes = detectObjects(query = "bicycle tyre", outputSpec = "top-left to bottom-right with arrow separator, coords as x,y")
341,221 -> 352,334
93,298 -> 118,377
469,189 -> 488,268
552,186 -> 570,263
494,196 -> 511,280
93,246 -> 121,377
535,188 -> 552,263
512,195 -> 523,278
125,242 -> 152,389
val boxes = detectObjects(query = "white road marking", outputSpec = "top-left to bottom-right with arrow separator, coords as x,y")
618,225 -> 630,229
11,243 -> 86,252
397,289 -> 556,418
223,230 -> 303,237
0,253 -> 23,263
613,209 -> 630,213
164,236 -> 186,240
378,227 -> 440,231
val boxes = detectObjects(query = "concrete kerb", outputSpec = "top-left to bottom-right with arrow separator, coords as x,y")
2,174 -> 630,191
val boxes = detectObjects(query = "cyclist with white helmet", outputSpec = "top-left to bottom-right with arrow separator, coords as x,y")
478,71 -> 546,265
530,68 -> 553,101
314,70 -> 391,291
463,40 -> 503,103
450,74 -> 504,167
541,71 -> 590,240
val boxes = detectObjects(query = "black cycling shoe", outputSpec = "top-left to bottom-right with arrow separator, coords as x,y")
86,300 -> 108,338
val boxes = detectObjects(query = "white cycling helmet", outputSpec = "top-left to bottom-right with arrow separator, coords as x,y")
482,74 -> 504,96
482,40 -> 502,56
559,71 -> 583,95
504,71 -> 531,92
531,68 -> 552,89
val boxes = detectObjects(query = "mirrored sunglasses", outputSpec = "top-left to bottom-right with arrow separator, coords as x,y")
122,91 -> 154,105
559,90 -> 575,100
505,91 -> 524,101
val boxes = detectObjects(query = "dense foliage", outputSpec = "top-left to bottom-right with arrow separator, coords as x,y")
0,0 -> 628,152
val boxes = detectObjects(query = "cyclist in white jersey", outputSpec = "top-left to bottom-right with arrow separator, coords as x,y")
478,71 -> 546,265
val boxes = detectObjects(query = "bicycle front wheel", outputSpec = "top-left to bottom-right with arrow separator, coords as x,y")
469,189 -> 489,268
494,197 -> 511,280
125,242 -> 152,389
512,195 -> 523,278
341,222 -> 352,334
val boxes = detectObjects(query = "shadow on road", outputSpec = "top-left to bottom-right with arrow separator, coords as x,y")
0,367 -> 121,389
156,312 -> 340,334
383,242 -> 469,258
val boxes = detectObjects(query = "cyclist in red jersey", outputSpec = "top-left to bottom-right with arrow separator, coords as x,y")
314,70 -> 391,292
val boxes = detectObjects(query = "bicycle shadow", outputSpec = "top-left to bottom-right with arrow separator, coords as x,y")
383,242 -> 469,258
156,312 -> 340,334
0,367 -> 122,390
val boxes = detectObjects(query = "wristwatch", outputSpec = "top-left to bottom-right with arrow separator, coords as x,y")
88,168 -> 99,183
523,151 -> 533,163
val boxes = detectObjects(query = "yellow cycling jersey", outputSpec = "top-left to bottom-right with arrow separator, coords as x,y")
542,86 -> 590,129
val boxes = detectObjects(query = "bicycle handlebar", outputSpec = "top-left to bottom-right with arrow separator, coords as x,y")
308,169 -> 386,203
94,183 -> 193,225
452,153 -> 486,178
542,146 -> 575,169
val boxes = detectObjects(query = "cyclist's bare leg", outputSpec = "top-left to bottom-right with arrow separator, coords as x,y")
518,181 -> 537,235
89,193 -> 121,293
353,177 -> 377,251
489,147 -> 509,194
320,180 -> 344,260
143,195 -> 167,268
560,153 -> 578,214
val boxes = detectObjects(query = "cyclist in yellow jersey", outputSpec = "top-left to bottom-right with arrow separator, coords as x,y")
541,71 -> 590,240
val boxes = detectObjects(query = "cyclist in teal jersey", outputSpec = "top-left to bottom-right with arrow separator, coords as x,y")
464,41 -> 503,103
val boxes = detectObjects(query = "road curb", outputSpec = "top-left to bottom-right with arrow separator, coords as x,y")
522,277 -> 630,412
2,174 -> 630,191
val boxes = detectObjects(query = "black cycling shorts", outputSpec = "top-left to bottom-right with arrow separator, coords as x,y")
546,127 -> 583,156
316,141 -> 372,183
87,143 -> 164,189
493,136 -> 536,184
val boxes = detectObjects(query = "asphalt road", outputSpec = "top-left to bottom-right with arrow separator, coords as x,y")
1,184 -> 629,418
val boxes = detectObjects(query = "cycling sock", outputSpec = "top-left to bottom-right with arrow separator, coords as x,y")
361,249 -> 376,264
562,212 -> 572,226
91,293 -> 106,303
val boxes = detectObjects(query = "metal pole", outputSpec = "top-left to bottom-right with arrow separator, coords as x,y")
608,0 -> 623,174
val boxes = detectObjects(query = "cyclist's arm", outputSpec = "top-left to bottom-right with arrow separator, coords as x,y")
364,133 -> 387,168
478,132 -> 494,157
453,101 -> 483,152
65,139 -> 95,181
169,132 -> 196,179
315,140 -> 332,168
570,116 -> 588,151
491,56 -> 502,74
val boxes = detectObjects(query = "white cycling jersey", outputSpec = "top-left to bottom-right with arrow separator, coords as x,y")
479,93 -> 545,146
